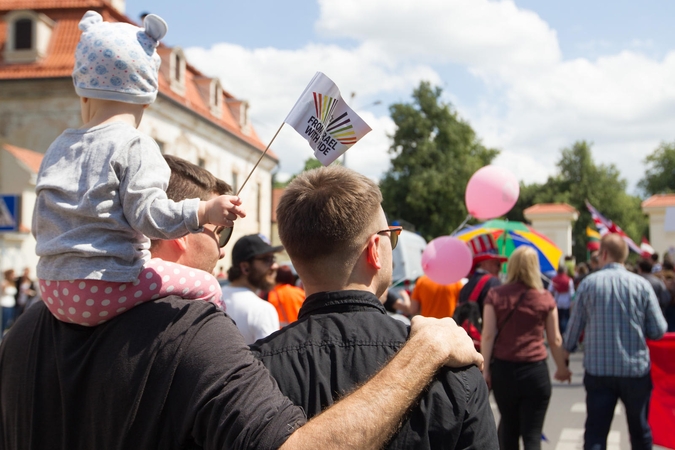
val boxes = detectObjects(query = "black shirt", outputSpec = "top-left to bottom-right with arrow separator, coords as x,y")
250,290 -> 498,449
458,270 -> 501,313
0,298 -> 305,450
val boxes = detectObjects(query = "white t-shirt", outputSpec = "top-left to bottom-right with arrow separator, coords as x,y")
221,286 -> 279,344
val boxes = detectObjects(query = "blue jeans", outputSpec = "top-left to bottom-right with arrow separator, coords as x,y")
558,308 -> 570,334
1,306 -> 15,335
583,373 -> 653,450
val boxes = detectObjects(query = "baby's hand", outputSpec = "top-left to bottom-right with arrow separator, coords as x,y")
199,195 -> 246,227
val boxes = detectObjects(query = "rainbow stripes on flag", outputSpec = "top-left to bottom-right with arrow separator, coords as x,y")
285,72 -> 372,165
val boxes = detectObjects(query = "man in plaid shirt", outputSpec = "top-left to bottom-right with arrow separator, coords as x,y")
565,234 -> 667,450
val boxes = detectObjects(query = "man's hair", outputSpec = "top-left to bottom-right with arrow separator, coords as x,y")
277,165 -> 382,267
163,155 -> 232,201
150,155 -> 232,251
599,234 -> 629,263
276,265 -> 296,285
506,246 -> 543,290
227,265 -> 243,282
638,259 -> 654,273
651,253 -> 659,262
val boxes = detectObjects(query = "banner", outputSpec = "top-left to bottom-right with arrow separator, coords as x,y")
648,333 -> 675,449
285,72 -> 372,165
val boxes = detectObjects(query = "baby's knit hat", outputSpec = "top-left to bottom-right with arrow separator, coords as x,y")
72,11 -> 168,105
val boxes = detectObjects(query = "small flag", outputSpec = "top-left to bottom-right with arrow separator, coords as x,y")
640,237 -> 655,259
285,72 -> 372,166
586,226 -> 601,252
585,200 -> 642,254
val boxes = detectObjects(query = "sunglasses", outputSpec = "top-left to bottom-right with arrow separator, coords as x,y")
253,255 -> 277,265
216,226 -> 234,248
376,226 -> 403,250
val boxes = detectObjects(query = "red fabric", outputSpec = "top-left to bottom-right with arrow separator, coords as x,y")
469,274 -> 493,302
647,333 -> 675,449
551,274 -> 571,293
460,319 -> 481,351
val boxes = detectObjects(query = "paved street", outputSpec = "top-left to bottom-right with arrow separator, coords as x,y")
489,351 -> 669,450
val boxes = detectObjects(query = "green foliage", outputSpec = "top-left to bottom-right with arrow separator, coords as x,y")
380,82 -> 499,240
638,142 -> 675,196
509,141 -> 647,261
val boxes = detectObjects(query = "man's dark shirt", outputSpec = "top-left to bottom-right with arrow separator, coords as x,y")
250,290 -> 497,449
640,273 -> 671,311
458,269 -> 501,313
0,298 -> 305,450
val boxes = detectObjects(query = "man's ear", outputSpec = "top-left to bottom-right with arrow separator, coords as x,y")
366,234 -> 383,270
173,235 -> 189,252
241,261 -> 250,275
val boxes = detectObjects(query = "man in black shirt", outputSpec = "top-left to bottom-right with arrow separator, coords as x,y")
251,165 -> 497,449
0,156 -> 483,450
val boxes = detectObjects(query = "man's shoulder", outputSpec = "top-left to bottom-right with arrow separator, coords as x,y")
253,309 -> 409,356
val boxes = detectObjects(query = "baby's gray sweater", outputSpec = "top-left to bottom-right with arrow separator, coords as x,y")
33,122 -> 201,282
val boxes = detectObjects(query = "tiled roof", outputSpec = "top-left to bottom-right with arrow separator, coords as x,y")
0,1 -> 275,159
523,203 -> 578,215
641,194 -> 675,208
2,143 -> 44,173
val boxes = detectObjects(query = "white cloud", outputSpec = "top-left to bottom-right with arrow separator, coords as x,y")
184,0 -> 675,191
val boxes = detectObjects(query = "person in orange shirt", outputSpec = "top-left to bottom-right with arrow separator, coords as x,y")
267,265 -> 305,327
399,275 -> 463,319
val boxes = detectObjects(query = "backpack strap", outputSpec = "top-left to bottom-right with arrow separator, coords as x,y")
469,274 -> 493,302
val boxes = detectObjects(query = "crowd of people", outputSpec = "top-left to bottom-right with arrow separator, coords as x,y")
0,10 -> 671,450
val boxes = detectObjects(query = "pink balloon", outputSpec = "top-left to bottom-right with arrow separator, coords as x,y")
421,236 -> 472,285
465,165 -> 520,220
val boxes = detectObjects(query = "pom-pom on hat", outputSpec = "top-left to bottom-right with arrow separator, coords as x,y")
466,233 -> 508,265
72,11 -> 168,105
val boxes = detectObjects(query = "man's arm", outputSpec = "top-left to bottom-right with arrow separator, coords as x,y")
280,316 -> 482,450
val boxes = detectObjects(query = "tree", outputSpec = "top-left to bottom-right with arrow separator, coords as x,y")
380,82 -> 498,240
638,142 -> 675,196
508,141 -> 647,261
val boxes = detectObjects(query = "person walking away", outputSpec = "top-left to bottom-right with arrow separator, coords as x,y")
482,246 -> 572,450
1,270 -> 17,335
564,234 -> 667,450
32,11 -> 245,327
267,265 -> 305,327
13,268 -> 35,319
636,258 -> 671,314
549,265 -> 575,333
221,234 -> 282,343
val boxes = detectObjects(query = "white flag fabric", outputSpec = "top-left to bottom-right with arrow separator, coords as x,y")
285,72 -> 372,166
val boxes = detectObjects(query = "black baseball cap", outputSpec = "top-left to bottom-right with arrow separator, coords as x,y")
232,234 -> 283,266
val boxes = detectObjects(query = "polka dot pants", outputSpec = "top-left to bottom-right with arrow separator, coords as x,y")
39,258 -> 223,326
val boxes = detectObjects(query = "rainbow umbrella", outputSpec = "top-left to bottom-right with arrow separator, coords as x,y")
455,219 -> 562,273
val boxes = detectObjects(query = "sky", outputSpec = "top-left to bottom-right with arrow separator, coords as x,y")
126,0 -> 675,192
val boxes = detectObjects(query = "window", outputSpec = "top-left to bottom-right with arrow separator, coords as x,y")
168,48 -> 186,95
198,158 -> 205,168
155,140 -> 166,154
3,11 -> 54,64
174,53 -> 182,83
14,19 -> 32,49
257,183 -> 263,225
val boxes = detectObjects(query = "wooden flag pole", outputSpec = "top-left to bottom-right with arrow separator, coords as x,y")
236,122 -> 285,196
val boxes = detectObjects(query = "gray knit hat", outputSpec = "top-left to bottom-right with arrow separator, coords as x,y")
72,11 -> 168,105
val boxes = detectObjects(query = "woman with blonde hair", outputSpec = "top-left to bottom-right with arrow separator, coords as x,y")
481,246 -> 572,450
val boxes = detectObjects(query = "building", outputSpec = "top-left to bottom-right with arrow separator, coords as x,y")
523,203 -> 579,260
641,194 -> 675,258
0,0 -> 278,273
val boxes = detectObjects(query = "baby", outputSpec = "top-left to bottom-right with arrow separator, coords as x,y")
33,11 -> 243,326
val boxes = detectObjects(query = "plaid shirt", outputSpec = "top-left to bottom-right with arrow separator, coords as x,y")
564,263 -> 667,377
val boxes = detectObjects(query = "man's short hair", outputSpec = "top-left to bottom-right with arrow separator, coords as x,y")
638,259 -> 653,273
150,155 -> 232,250
277,165 -> 382,265
600,234 -> 629,263
163,154 -> 231,202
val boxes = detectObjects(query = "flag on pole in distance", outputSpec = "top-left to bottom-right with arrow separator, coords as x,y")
584,200 -> 642,254
285,72 -> 372,166
586,226 -> 601,252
